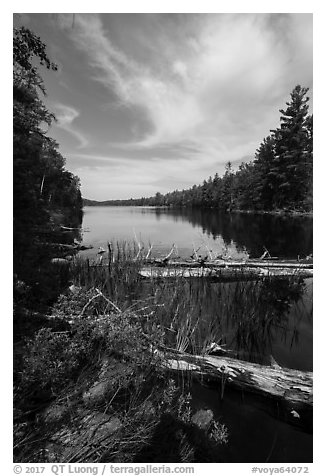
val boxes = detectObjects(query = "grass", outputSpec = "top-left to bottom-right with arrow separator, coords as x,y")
72,244 -> 308,355
68,242 -> 309,360
14,260 -> 229,462
14,241 -> 310,463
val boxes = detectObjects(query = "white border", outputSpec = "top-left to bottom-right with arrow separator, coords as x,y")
3,2 -> 323,473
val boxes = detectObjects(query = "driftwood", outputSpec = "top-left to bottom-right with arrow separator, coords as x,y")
77,244 -> 93,251
163,350 -> 312,405
145,259 -> 313,270
139,266 -> 313,281
60,226 -> 89,232
162,349 -> 312,431
140,255 -> 313,281
51,257 -> 71,265
46,243 -> 93,252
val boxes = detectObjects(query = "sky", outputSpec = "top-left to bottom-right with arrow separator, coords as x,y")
14,12 -> 313,200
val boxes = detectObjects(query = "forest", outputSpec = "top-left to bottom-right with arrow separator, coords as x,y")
87,85 -> 313,214
14,26 -> 83,295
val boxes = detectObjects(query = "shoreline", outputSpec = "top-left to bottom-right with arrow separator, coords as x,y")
230,208 -> 313,218
83,202 -> 313,218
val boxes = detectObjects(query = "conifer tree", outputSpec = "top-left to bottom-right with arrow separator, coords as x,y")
271,85 -> 312,210
254,135 -> 277,210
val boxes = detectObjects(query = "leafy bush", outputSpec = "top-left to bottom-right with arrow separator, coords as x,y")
19,288 -> 163,399
15,285 -> 229,463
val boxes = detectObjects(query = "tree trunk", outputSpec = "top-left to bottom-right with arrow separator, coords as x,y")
161,349 -> 312,431
139,266 -> 313,280
145,259 -> 313,269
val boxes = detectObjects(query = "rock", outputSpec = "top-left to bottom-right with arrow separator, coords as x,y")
84,413 -> 122,440
68,284 -> 82,294
83,379 -> 112,408
43,404 -> 67,425
42,442 -> 65,462
83,359 -> 133,408
290,409 -> 301,419
191,409 -> 214,431
48,410 -> 122,458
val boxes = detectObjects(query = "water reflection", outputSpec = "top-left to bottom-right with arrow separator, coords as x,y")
81,207 -> 312,261
80,206 -> 312,371
225,277 -> 310,367
151,208 -> 313,258
147,275 -> 312,371
14,208 -> 83,309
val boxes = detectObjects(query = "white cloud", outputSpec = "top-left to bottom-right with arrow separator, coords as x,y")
55,104 -> 79,125
52,103 -> 88,148
58,13 -> 312,199
173,61 -> 188,80
66,13 -> 311,158
67,143 -> 257,201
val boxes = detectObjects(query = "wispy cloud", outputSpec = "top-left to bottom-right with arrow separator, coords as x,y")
52,103 -> 88,148
69,151 -> 199,200
67,145 -> 255,201
46,13 -> 313,199
64,13 -> 312,157
62,14 -> 204,147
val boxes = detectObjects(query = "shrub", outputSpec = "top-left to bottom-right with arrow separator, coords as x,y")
19,288 -> 163,399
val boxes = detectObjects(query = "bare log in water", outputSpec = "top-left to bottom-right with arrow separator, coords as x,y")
161,349 -> 312,431
144,259 -> 313,269
46,243 -> 93,252
163,350 -> 312,405
139,266 -> 313,280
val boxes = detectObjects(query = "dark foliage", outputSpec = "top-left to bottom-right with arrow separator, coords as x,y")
13,27 -> 83,308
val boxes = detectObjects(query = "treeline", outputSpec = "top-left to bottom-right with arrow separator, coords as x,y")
14,27 -> 83,288
88,85 -> 312,213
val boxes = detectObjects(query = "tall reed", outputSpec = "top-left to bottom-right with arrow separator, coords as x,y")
69,242 -> 309,362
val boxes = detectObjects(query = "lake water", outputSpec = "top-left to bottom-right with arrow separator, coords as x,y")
80,206 -> 313,261
80,206 -> 313,462
80,206 -> 313,371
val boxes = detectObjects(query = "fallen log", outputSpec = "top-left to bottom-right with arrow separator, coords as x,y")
163,350 -> 312,405
44,243 -> 76,251
60,226 -> 89,232
162,349 -> 312,431
77,244 -> 93,251
145,259 -> 313,270
45,243 -> 93,252
139,266 -> 313,281
51,257 -> 71,265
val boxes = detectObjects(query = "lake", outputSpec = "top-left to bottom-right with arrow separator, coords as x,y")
80,206 -> 313,261
79,206 -> 313,462
79,206 -> 313,371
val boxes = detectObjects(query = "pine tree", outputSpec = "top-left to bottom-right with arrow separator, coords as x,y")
254,135 -> 277,210
220,162 -> 235,211
271,85 -> 313,210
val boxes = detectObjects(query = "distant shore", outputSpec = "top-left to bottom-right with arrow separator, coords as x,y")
230,208 -> 313,218
83,200 -> 313,218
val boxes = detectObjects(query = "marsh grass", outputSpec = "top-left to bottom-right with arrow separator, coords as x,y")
70,241 -> 144,309
69,243 -> 308,362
